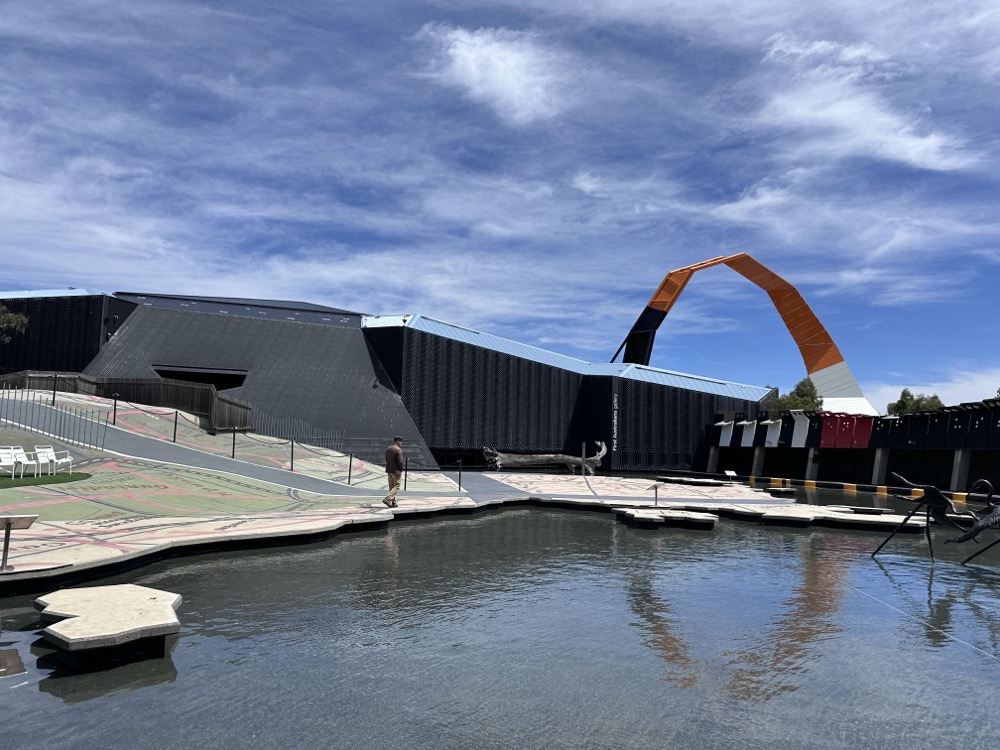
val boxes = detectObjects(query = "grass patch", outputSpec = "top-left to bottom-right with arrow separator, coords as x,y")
0,472 -> 91,490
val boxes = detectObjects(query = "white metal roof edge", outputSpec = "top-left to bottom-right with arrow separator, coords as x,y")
1,288 -> 100,299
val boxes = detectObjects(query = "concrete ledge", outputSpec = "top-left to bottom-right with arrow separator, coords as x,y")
621,508 -> 719,530
35,584 -> 182,652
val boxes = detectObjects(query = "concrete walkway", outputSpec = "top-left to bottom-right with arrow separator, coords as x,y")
0,391 -> 938,595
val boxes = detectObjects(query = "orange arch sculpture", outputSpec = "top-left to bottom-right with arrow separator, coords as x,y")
613,252 -> 865,400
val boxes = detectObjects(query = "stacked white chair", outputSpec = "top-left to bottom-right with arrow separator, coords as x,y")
34,445 -> 74,474
9,446 -> 41,478
0,446 -> 17,478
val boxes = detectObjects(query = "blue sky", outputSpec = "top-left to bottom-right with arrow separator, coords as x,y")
2,1 -> 998,413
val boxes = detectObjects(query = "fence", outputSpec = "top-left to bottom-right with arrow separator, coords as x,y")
0,371 -> 251,432
251,409 -> 408,466
0,386 -> 109,450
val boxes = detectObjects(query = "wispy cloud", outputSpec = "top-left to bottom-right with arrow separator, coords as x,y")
417,24 -> 572,126
0,1 -> 998,400
755,33 -> 974,171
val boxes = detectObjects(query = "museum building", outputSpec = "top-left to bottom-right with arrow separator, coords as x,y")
0,288 -> 772,473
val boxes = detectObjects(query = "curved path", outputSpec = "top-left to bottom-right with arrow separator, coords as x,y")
2,392 -> 920,596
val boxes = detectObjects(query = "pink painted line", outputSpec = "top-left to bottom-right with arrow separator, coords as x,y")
0,497 -> 91,510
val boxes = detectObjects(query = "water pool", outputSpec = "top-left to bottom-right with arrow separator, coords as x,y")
2,507 -> 998,749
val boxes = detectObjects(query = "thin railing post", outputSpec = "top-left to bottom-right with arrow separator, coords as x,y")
232,430 -> 236,458
290,440 -> 295,472
52,373 -> 57,406
404,457 -> 408,491
112,393 -> 118,425
173,411 -> 178,443
458,459 -> 462,492
348,453 -> 353,485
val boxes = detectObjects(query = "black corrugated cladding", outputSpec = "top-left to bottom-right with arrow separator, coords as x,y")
887,415 -> 912,450
612,379 -> 758,472
398,329 -> 584,459
0,294 -> 107,374
943,406 -> 971,450
965,402 -> 991,450
868,417 -> 893,449
84,306 -> 434,465
906,412 -> 932,449
925,411 -> 948,450
777,414 -> 796,447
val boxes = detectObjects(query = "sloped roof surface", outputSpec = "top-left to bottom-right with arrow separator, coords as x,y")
85,306 -> 433,464
364,314 -> 772,400
115,292 -> 365,324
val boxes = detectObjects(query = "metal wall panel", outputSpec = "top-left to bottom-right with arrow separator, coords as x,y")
400,329 -> 584,453
0,294 -> 106,374
84,306 -> 435,465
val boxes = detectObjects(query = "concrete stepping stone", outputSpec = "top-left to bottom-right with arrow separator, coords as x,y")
34,583 -> 182,668
622,508 -> 718,530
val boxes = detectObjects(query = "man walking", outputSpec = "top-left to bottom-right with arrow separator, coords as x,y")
384,435 -> 404,508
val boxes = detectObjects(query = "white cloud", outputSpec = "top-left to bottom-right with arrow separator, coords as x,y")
756,33 -> 973,171
417,24 -> 569,125
572,172 -> 602,195
863,367 -> 1000,414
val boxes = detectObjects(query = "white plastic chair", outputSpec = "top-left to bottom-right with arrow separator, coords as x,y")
10,446 -> 41,478
35,445 -> 73,474
0,446 -> 17,479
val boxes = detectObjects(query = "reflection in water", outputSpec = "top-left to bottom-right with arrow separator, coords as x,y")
3,510 -> 999,750
721,535 -> 869,702
37,653 -> 178,704
32,637 -> 178,704
626,532 -> 878,703
0,647 -> 27,678
627,576 -> 697,688
873,559 -> 1000,654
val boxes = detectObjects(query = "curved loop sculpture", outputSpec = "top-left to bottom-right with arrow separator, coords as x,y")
613,252 -> 864,400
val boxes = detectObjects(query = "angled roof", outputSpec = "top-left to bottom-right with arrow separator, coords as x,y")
115,292 -> 365,326
363,314 -> 772,400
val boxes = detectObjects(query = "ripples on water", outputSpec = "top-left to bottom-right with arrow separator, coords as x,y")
2,507 -> 999,749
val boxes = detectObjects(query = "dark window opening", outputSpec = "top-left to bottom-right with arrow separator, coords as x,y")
152,366 -> 248,391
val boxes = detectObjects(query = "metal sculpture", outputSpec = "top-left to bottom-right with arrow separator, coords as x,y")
611,252 -> 870,409
483,441 -> 607,475
946,480 -> 1000,565
871,473 -> 979,560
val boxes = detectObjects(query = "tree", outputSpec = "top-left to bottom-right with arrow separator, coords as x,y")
0,303 -> 28,345
763,377 -> 823,411
886,387 -> 943,415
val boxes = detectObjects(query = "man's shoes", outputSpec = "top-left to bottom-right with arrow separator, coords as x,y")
390,500 -> 398,508
382,498 -> 392,508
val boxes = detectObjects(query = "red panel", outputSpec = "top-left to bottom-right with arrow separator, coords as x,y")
851,416 -> 874,448
834,416 -> 856,448
820,414 -> 840,448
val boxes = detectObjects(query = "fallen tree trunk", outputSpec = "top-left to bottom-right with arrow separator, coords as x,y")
483,441 -> 607,475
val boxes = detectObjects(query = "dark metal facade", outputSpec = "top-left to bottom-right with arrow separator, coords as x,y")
610,378 -> 760,472
5,291 -> 771,474
0,294 -> 109,374
83,305 -> 435,466
397,328 -> 585,453
365,325 -> 767,472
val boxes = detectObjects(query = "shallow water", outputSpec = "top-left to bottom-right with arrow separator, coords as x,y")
2,507 -> 999,749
